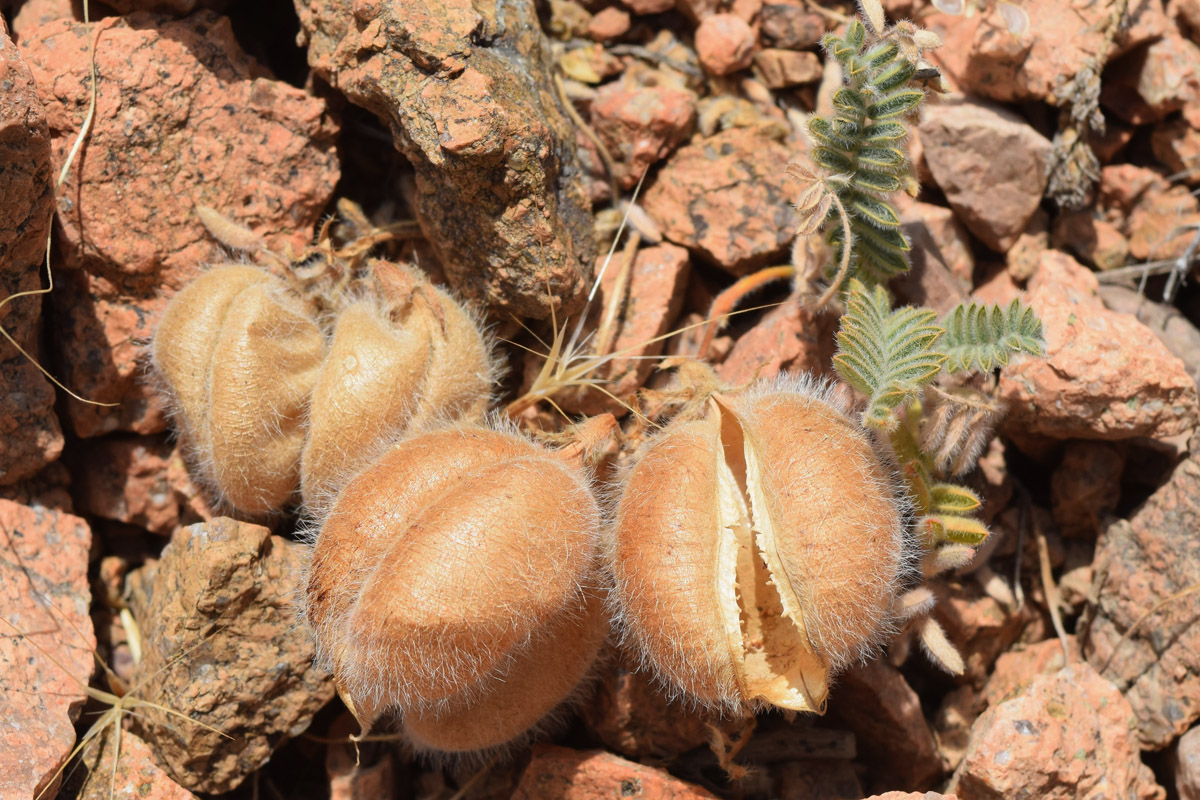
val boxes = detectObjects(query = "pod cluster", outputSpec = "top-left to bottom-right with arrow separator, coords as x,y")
155,263 -> 916,757
152,259 -> 493,514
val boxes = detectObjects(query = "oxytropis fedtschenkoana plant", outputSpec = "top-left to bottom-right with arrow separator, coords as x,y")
150,1 -> 1047,761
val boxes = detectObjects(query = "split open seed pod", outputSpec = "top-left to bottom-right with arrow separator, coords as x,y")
305,423 -> 606,749
610,374 -> 911,713
152,264 -> 325,514
300,261 -> 495,509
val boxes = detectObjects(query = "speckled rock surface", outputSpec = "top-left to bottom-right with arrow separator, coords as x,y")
71,434 -> 179,535
0,499 -> 93,800
590,70 -> 696,189
294,0 -> 594,320
126,517 -> 334,793
0,19 -> 63,485
642,129 -> 798,274
919,96 -> 1051,252
20,12 -> 339,438
1083,448 -> 1200,749
939,0 -> 1165,103
950,664 -> 1163,800
513,745 -> 720,800
999,250 -> 1200,442
69,728 -> 198,800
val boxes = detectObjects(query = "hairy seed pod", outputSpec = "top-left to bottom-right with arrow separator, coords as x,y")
300,261 -> 494,509
152,264 -> 325,514
402,588 -> 608,756
610,374 -> 911,713
305,424 -> 604,741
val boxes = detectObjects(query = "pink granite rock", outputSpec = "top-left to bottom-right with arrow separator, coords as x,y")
950,664 -> 1163,800
999,250 -> 1199,442
919,96 -> 1051,252
590,71 -> 697,189
513,746 -> 720,800
1084,450 -> 1200,749
0,19 -> 63,484
642,129 -> 798,274
695,13 -> 757,76
0,499 -> 93,800
21,12 -> 339,438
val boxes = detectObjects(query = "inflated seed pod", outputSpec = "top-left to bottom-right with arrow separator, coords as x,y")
403,588 -> 608,756
610,374 -> 911,713
152,264 -> 325,514
305,423 -> 604,742
300,260 -> 494,510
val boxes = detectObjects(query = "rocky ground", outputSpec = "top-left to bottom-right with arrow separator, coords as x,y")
2,0 -> 1200,798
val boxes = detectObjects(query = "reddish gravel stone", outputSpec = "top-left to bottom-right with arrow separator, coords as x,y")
950,664 -> 1163,800
1084,449 -> 1200,749
642,129 -> 798,274
999,250 -> 1199,442
296,0 -> 594,319
126,518 -> 334,792
513,745 -> 720,800
827,660 -> 943,792
0,499 -> 93,800
590,71 -> 697,189
695,13 -> 757,76
919,96 -> 1051,252
70,729 -> 198,800
71,434 -> 180,535
0,19 -> 63,485
20,12 -> 339,438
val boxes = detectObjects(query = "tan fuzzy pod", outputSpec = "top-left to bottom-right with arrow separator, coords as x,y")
403,588 -> 608,756
153,266 -> 265,459
611,374 -> 909,714
152,265 -> 324,514
300,261 -> 493,509
306,425 -> 602,728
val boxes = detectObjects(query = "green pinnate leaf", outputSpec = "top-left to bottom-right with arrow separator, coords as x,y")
833,279 -> 947,430
930,484 -> 982,514
813,147 -> 856,174
851,169 -> 903,194
862,39 -> 899,67
940,298 -> 1046,374
808,116 -> 858,150
925,514 -> 990,545
867,88 -> 925,119
834,88 -> 868,116
846,192 -> 902,227
863,121 -> 908,143
872,59 -> 917,92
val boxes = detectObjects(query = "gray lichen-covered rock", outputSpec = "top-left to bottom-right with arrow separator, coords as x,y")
294,0 -> 595,319
127,517 -> 334,793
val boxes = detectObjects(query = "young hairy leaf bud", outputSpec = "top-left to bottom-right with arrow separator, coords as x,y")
610,374 -> 912,713
300,261 -> 494,509
152,264 -> 325,514
304,424 -> 605,751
